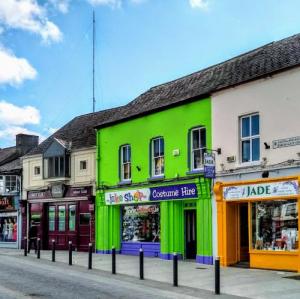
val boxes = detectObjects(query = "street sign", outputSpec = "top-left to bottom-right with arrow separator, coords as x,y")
204,153 -> 216,178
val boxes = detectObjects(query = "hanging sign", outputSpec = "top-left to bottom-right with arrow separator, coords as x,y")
204,153 -> 216,179
223,180 -> 299,201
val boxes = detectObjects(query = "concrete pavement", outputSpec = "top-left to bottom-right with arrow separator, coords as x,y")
1,248 -> 300,298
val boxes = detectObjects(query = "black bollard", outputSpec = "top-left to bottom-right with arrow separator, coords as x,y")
69,241 -> 72,266
37,238 -> 41,259
52,239 -> 56,262
173,253 -> 178,287
139,248 -> 144,280
112,246 -> 116,274
88,243 -> 93,270
215,256 -> 220,295
24,237 -> 27,256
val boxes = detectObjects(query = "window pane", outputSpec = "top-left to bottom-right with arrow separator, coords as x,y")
153,139 -> 159,157
122,146 -> 128,163
69,205 -> 76,231
58,206 -> 66,232
49,206 -> 55,231
200,128 -> 206,148
192,130 -> 200,149
123,163 -> 131,180
193,149 -> 202,169
122,205 -> 160,242
242,140 -> 250,162
251,114 -> 259,135
242,117 -> 250,137
252,138 -> 260,161
127,146 -> 131,162
59,157 -> 64,176
154,157 -> 164,175
55,157 -> 59,177
252,200 -> 298,251
159,139 -> 164,156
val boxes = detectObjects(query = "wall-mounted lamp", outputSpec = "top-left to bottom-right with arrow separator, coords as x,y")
264,142 -> 270,149
262,171 -> 269,178
136,166 -> 141,171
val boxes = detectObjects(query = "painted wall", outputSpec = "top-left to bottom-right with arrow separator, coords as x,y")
22,147 -> 96,199
212,67 -> 300,173
98,98 -> 211,185
96,98 -> 213,262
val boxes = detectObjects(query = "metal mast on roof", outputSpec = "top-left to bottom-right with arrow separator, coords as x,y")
92,10 -> 96,113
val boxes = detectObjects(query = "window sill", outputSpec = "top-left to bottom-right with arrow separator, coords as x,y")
186,169 -> 204,175
148,175 -> 165,182
44,177 -> 70,182
118,180 -> 132,186
237,161 -> 261,168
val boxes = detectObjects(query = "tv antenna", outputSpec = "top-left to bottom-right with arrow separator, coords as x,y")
92,10 -> 96,112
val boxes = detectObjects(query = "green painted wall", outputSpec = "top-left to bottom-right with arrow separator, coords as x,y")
96,98 -> 213,259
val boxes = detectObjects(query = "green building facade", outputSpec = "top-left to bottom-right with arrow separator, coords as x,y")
95,97 -> 213,264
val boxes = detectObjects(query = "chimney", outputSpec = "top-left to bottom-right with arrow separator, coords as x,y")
16,134 -> 39,156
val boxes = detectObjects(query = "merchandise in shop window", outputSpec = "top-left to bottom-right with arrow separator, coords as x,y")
252,199 -> 298,251
0,216 -> 17,242
122,204 -> 160,242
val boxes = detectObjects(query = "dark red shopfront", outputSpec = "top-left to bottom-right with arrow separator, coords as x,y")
26,186 -> 95,251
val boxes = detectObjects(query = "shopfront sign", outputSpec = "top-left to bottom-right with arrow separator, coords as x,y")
51,184 -> 65,198
223,180 -> 299,200
150,184 -> 198,201
204,153 -> 216,179
272,136 -> 300,149
105,189 -> 150,205
0,196 -> 15,211
105,183 -> 198,205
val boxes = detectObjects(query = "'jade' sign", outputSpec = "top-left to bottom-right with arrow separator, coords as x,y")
223,180 -> 299,200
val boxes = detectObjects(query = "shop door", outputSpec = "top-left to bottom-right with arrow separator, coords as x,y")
48,203 -> 77,250
239,204 -> 249,262
185,210 -> 196,259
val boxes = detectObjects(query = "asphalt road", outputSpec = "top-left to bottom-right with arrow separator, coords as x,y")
0,253 -> 243,299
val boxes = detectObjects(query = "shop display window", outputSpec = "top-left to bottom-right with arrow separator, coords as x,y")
69,205 -> 76,231
58,206 -> 66,231
48,206 -> 55,231
252,200 -> 298,251
122,204 -> 160,242
0,214 -> 17,243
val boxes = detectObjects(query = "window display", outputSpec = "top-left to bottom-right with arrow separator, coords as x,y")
0,214 -> 17,243
122,204 -> 160,242
252,200 -> 298,251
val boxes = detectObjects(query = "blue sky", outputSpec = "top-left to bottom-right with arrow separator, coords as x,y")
1,0 -> 300,148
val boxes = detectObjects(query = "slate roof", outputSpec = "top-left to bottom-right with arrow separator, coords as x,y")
0,147 -> 21,173
95,33 -> 300,128
26,106 -> 121,156
0,158 -> 21,173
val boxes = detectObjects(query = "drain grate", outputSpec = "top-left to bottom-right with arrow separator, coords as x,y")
195,266 -> 207,270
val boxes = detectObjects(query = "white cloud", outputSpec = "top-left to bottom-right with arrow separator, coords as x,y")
0,0 -> 62,43
0,125 -> 44,142
49,0 -> 69,14
0,100 -> 40,126
189,0 -> 209,10
0,47 -> 37,86
88,0 -> 122,8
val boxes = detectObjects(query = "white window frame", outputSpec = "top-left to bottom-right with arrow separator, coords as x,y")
0,175 -> 20,194
34,166 -> 41,176
120,145 -> 131,181
79,160 -> 87,171
190,127 -> 206,171
240,113 -> 260,164
151,137 -> 164,177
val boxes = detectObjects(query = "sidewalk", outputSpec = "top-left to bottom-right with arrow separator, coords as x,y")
1,248 -> 300,299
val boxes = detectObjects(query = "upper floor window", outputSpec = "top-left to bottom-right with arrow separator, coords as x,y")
0,175 -> 20,194
80,160 -> 87,170
120,145 -> 131,181
240,113 -> 260,163
34,166 -> 40,175
43,139 -> 70,179
151,137 -> 164,176
190,127 -> 206,170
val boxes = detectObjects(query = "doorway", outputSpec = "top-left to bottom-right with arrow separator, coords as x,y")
239,204 -> 249,263
185,209 -> 197,259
